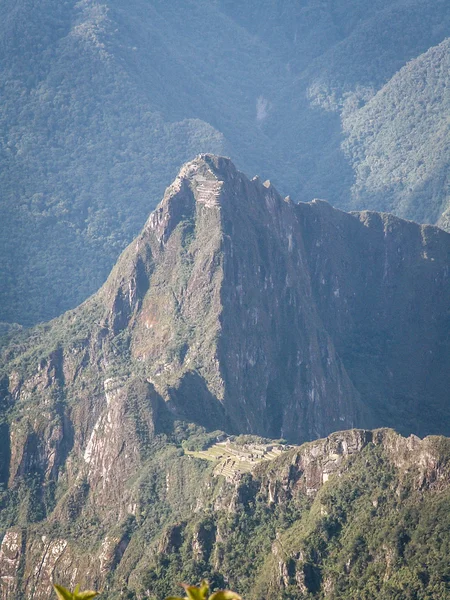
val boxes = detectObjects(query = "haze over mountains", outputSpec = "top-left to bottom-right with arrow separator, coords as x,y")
1,3 -> 450,597
0,0 -> 449,325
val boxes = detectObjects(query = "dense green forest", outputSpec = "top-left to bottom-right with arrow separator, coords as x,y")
0,0 -> 449,325
136,438 -> 450,600
342,38 -> 450,226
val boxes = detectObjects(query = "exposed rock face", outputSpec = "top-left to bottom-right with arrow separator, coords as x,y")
98,154 -> 449,440
1,428 -> 448,599
253,429 -> 450,600
0,530 -> 22,599
1,155 -> 449,479
297,202 -> 450,435
0,155 -> 449,598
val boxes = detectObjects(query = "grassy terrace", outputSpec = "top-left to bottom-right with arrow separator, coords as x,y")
184,440 -> 292,479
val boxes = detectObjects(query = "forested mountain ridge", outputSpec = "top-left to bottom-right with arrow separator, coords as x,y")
342,38 -> 450,227
0,155 -> 449,598
1,423 -> 449,600
1,0 -> 449,325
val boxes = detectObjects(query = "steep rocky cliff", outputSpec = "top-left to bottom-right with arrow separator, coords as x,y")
0,428 -> 449,599
3,155 -> 449,446
0,155 -> 449,598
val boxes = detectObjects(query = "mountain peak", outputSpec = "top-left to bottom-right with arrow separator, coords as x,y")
99,155 -> 450,440
163,154 -> 282,211
5,157 -> 450,447
145,154 -> 281,248
187,153 -> 236,177
169,154 -> 238,205
144,155 -> 234,246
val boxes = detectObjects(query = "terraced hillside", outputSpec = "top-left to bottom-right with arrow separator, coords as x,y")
185,437 -> 294,479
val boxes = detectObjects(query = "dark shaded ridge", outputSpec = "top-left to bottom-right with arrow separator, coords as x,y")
296,201 -> 450,437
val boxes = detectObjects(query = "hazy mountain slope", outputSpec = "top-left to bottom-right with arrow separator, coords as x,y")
303,0 -> 450,101
342,38 -> 450,226
218,0 -> 449,86
1,0 -> 449,325
216,0 -> 450,205
1,155 -> 449,455
0,0 -> 227,325
0,156 -> 449,598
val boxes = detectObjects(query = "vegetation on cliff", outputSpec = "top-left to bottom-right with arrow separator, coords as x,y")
342,38 -> 450,226
2,428 -> 450,599
0,157 -> 449,599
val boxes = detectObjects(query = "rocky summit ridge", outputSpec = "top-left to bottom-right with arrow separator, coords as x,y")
100,153 -> 450,441
2,154 -> 450,447
1,155 -> 450,598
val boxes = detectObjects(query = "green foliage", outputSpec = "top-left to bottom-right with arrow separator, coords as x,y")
181,431 -> 224,452
53,584 -> 99,600
165,580 -> 241,600
1,427 -> 450,599
342,38 -> 450,226
139,471 -> 307,599
256,444 -> 450,600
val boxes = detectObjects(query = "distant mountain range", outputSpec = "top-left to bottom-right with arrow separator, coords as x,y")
342,38 -> 450,227
0,0 -> 449,325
